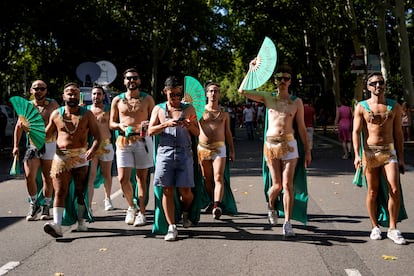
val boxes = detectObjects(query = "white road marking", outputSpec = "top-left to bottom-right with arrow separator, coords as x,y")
0,261 -> 20,275
345,268 -> 362,276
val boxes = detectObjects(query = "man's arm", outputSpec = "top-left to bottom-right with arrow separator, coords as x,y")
224,112 -> 235,161
393,103 -> 405,172
45,110 -> 57,141
12,118 -> 23,156
295,98 -> 311,167
85,111 -> 101,161
109,97 -> 124,131
352,104 -> 364,168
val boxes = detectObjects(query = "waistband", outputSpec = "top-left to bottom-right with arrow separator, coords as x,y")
266,133 -> 295,144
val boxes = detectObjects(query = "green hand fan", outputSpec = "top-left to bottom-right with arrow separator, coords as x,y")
183,76 -> 206,120
10,96 -> 46,150
241,37 -> 277,90
9,155 -> 21,176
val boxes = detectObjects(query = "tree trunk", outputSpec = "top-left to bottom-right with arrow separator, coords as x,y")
376,1 -> 391,81
393,0 -> 414,106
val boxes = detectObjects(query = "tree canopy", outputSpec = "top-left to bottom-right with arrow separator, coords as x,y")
1,0 -> 413,108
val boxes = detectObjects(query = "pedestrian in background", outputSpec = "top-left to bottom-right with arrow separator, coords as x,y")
335,97 -> 353,159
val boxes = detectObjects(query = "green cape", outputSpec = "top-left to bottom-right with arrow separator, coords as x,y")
151,102 -> 204,235
353,99 -> 408,227
262,96 -> 308,224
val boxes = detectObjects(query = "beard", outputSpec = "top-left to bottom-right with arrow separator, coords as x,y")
35,94 -> 46,101
65,99 -> 79,107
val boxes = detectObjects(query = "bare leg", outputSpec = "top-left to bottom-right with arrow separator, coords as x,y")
100,160 -> 113,200
136,168 -> 149,213
118,167 -> 134,207
281,159 -> 298,221
24,158 -> 41,200
365,167 -> 380,227
162,187 -> 175,225
87,157 -> 99,208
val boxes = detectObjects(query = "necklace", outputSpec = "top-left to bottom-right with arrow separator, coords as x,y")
368,111 -> 390,127
205,110 -> 221,121
33,99 -> 49,114
63,114 -> 80,135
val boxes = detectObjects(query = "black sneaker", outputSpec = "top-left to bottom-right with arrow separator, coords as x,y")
40,205 -> 51,220
26,203 -> 41,221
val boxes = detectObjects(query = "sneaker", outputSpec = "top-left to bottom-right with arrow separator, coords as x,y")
125,207 -> 136,225
26,203 -> 41,221
212,207 -> 222,220
283,221 -> 295,237
104,198 -> 114,211
43,222 -> 63,238
164,224 -> 178,241
370,226 -> 382,240
133,212 -> 146,226
268,209 -> 278,226
204,204 -> 214,214
387,229 -> 407,245
76,221 -> 88,232
182,212 -> 192,228
40,205 -> 51,220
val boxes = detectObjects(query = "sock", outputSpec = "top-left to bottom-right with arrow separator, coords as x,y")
213,201 -> 221,208
53,207 -> 64,225
29,196 -> 37,204
44,197 -> 52,206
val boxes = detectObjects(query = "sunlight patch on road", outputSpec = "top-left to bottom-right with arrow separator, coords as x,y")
0,261 -> 20,275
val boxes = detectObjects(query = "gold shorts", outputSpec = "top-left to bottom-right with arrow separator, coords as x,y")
362,144 -> 397,169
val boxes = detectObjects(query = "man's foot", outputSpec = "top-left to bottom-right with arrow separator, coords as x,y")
104,198 -> 114,211
164,224 -> 178,241
76,222 -> 88,232
133,212 -> 146,226
212,207 -> 222,220
44,222 -> 63,238
370,226 -> 382,240
387,229 -> 407,245
268,209 -> 278,226
125,207 -> 136,225
283,221 -> 295,237
40,205 -> 51,220
26,203 -> 41,221
182,212 -> 192,228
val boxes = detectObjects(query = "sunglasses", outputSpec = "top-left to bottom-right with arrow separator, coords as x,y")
276,77 -> 291,82
368,80 -> 385,87
169,93 -> 183,98
32,87 -> 47,91
125,76 -> 139,81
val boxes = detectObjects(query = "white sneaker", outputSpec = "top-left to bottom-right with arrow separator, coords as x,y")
164,224 -> 178,241
212,207 -> 222,220
44,222 -> 63,238
104,198 -> 114,211
133,212 -> 146,226
125,207 -> 136,225
268,209 -> 278,226
283,221 -> 295,237
182,212 -> 192,228
370,226 -> 382,240
76,221 -> 88,232
387,229 -> 407,245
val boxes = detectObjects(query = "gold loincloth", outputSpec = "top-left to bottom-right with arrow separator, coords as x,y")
116,135 -> 144,149
95,138 -> 111,156
197,141 -> 225,162
263,134 -> 295,160
50,147 -> 87,177
362,143 -> 396,169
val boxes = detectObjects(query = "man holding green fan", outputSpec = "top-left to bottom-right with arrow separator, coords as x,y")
13,80 -> 59,221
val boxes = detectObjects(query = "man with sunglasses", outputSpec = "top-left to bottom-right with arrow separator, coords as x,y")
110,68 -> 155,227
239,64 -> 311,237
352,72 -> 407,245
149,76 -> 199,241
13,80 -> 59,221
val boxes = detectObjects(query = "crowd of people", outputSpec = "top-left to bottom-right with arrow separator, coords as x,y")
10,68 -> 408,244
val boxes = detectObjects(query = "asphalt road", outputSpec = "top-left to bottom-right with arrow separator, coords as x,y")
0,127 -> 413,276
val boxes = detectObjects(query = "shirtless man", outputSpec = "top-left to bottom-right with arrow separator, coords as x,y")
110,68 -> 155,226
353,72 -> 407,245
149,75 -> 199,241
198,82 -> 235,219
87,86 -> 114,212
13,80 -> 59,221
43,82 -> 101,238
239,63 -> 311,237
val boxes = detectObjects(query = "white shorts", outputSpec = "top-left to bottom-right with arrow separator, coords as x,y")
116,136 -> 153,169
265,139 -> 299,161
99,144 -> 114,162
